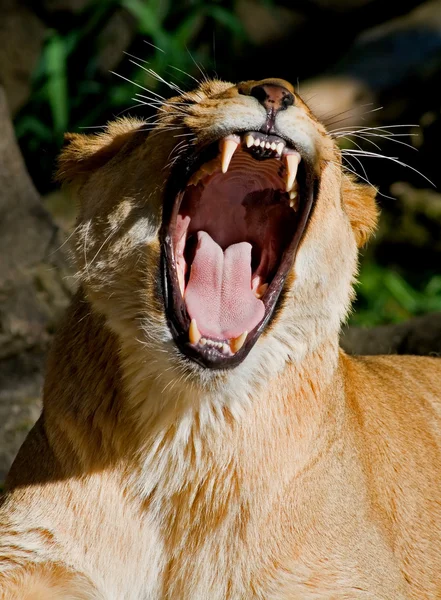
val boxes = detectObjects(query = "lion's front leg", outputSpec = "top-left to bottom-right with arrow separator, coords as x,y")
0,563 -> 102,600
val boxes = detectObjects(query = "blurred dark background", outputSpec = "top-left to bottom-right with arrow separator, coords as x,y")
1,0 -> 441,481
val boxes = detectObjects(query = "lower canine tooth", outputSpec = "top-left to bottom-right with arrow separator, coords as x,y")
189,319 -> 201,345
230,331 -> 248,354
255,283 -> 268,299
221,138 -> 239,174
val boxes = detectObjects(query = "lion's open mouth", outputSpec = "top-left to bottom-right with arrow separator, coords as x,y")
162,131 -> 316,369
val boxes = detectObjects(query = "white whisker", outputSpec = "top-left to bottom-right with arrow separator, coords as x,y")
329,123 -> 418,134
337,133 -> 382,151
341,149 -> 434,186
168,65 -> 200,85
143,40 -> 166,54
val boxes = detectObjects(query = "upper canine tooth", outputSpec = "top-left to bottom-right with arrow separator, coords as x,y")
230,331 -> 248,354
276,142 -> 284,155
245,134 -> 254,148
285,152 -> 301,192
221,138 -> 239,174
189,318 -> 201,345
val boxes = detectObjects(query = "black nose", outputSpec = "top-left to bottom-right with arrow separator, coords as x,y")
250,83 -> 294,113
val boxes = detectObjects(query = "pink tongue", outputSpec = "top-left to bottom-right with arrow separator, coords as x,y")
185,231 -> 265,340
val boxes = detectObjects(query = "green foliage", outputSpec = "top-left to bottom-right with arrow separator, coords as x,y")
352,261 -> 441,326
14,0 -> 244,189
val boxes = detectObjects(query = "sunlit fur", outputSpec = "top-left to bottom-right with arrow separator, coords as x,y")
0,78 -> 440,600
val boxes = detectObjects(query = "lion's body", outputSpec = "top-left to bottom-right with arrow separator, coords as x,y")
1,78 -> 441,599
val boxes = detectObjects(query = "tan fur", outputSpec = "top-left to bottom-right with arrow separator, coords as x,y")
1,78 -> 440,599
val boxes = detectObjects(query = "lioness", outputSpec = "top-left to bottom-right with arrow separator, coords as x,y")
1,77 -> 441,599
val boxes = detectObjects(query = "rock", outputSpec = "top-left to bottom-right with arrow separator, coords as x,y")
41,0 -> 92,12
96,9 -> 137,73
385,183 -> 441,253
0,2 -> 46,115
0,86 -> 73,482
300,76 -> 375,129
332,0 -> 441,105
297,0 -> 441,132
237,0 -> 305,46
341,312 -> 441,356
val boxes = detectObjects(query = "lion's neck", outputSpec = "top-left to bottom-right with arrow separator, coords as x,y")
44,294 -> 345,496
118,331 -> 344,504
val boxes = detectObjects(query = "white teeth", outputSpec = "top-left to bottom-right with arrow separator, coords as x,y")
195,332 -> 246,355
230,331 -> 248,354
289,182 -> 299,208
284,152 -> 301,192
265,142 -> 271,149
188,158 -> 220,186
260,141 -> 265,148
177,267 -> 185,297
187,171 -> 203,186
245,134 -> 254,148
270,142 -> 276,150
255,283 -> 268,299
276,142 -> 284,155
189,319 -> 201,345
254,138 -> 260,147
221,138 -> 239,173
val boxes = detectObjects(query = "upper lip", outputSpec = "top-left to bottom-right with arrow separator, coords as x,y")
161,129 -> 316,370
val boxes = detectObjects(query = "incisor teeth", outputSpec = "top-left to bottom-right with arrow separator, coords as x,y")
260,141 -> 265,148
285,153 -> 301,192
265,142 -> 271,149
270,142 -> 277,150
254,138 -> 261,147
230,331 -> 248,354
189,319 -> 201,345
221,138 -> 239,174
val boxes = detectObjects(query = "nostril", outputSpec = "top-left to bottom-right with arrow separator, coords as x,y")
250,84 -> 294,113
250,85 -> 268,104
281,92 -> 294,109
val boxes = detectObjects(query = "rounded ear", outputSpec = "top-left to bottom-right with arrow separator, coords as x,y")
56,117 -> 146,184
342,173 -> 379,247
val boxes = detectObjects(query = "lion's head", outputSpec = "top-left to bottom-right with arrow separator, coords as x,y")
58,77 -> 377,396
